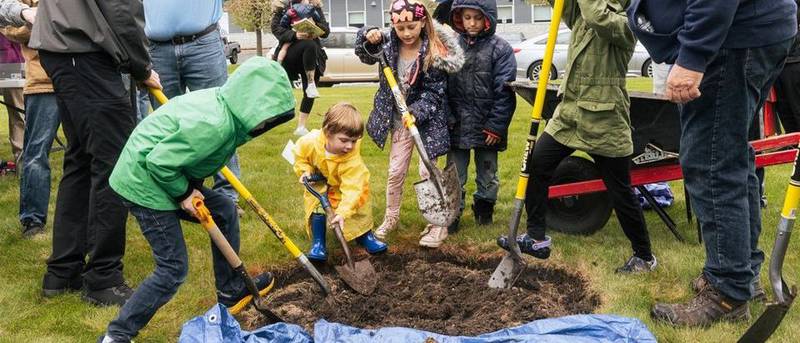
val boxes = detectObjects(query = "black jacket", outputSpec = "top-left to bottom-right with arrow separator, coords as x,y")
446,0 -> 517,151
270,2 -> 329,75
30,0 -> 151,81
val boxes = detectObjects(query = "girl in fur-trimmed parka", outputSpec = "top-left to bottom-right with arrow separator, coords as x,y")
355,0 -> 463,248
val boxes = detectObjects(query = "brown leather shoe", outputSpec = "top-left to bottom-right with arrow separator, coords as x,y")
652,284 -> 750,327
691,273 -> 766,302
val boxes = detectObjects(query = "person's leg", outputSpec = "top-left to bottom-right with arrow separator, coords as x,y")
198,187 -> 245,297
524,133 -> 573,241
19,93 -> 61,234
39,51 -> 92,293
3,88 -> 25,162
473,148 -> 499,225
592,154 -> 654,263
375,127 -> 414,238
147,40 -> 183,109
300,40 -> 320,98
105,205 -> 189,342
445,148 -> 470,215
71,53 -> 135,294
135,89 -> 150,122
277,42 -> 291,62
283,40 -> 319,134
774,62 -> 800,133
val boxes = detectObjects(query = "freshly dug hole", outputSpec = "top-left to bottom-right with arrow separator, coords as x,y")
241,249 -> 600,336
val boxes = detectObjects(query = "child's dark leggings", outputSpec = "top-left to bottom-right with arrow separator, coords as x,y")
281,39 -> 321,113
524,132 -> 653,260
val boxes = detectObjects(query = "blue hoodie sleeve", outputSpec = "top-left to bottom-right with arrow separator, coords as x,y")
484,40 -> 517,137
675,0 -> 738,73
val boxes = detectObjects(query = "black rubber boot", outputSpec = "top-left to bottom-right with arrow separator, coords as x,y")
472,198 -> 495,225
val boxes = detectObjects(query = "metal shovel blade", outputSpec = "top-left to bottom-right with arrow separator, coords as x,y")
737,287 -> 795,343
335,258 -> 378,295
489,254 -> 526,288
413,162 -> 462,227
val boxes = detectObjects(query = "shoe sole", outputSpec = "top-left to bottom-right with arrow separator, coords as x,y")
42,288 -> 78,298
228,278 -> 276,315
419,240 -> 444,248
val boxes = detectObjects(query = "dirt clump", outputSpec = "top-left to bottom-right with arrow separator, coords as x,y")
241,249 -> 599,336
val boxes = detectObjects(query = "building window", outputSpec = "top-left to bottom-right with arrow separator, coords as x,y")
497,4 -> 513,24
348,11 -> 366,28
532,5 -> 551,22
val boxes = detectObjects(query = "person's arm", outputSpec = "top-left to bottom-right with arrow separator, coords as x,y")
292,136 -> 316,178
0,24 -> 30,44
271,8 -> 296,44
144,121 -> 220,204
548,0 -> 579,29
334,159 -> 370,220
407,68 -> 447,125
94,0 -> 151,81
675,0 -> 738,73
576,0 -> 635,49
484,42 -> 517,142
314,6 -> 329,39
354,26 -> 385,65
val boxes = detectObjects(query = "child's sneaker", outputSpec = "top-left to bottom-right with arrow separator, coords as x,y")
615,255 -> 658,274
375,216 -> 398,240
419,224 -> 448,248
293,126 -> 310,137
496,234 -> 551,259
305,82 -> 320,98
218,272 -> 275,314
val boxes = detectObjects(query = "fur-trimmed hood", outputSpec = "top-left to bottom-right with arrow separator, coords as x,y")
429,21 -> 465,74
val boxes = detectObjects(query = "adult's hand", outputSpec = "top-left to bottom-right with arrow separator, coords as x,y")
665,64 -> 703,104
21,7 -> 36,25
296,31 -> 311,40
181,189 -> 204,219
143,70 -> 162,90
366,29 -> 383,45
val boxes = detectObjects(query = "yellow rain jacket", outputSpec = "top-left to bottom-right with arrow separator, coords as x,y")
293,130 -> 372,241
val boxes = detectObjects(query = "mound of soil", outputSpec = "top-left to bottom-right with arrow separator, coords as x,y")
242,249 -> 599,336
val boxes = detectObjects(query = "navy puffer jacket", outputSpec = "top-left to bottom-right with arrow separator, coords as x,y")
446,0 -> 517,151
355,23 -> 464,158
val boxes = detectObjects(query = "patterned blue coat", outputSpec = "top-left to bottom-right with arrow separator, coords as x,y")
355,23 -> 464,158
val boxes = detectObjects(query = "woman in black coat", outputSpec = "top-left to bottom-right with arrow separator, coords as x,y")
270,0 -> 330,136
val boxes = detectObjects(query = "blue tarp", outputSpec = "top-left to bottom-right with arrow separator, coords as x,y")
179,304 -> 657,342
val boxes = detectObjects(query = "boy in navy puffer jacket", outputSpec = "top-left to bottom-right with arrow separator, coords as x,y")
444,0 -> 516,233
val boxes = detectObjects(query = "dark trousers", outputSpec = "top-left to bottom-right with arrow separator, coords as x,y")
524,133 -> 653,259
775,62 -> 800,133
281,39 -> 320,113
40,51 -> 135,290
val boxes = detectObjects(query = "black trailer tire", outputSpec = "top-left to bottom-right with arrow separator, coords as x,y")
546,156 -> 613,235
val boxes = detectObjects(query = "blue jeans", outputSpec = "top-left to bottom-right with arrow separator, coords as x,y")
446,148 -> 500,212
680,39 -> 792,302
106,188 -> 244,340
19,93 -> 61,227
148,29 -> 240,201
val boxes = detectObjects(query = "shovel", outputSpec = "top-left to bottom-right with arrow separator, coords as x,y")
488,0 -> 565,289
738,151 -> 798,342
192,198 -> 284,322
302,175 -> 377,295
149,88 -> 331,297
363,44 -> 461,227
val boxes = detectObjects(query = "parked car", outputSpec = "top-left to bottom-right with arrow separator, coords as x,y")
220,29 -> 241,64
268,27 -> 379,85
497,31 -> 526,45
513,30 -> 653,81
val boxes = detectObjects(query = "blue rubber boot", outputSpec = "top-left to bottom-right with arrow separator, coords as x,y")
355,231 -> 388,254
307,213 -> 327,261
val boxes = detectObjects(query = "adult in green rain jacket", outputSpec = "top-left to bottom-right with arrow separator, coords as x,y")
499,0 -> 657,275
99,57 -> 295,343
110,57 -> 295,210
544,0 -> 635,158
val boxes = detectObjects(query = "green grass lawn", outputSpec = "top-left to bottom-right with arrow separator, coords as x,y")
0,79 -> 796,342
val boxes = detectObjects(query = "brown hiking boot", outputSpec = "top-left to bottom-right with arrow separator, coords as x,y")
652,285 -> 750,327
691,274 -> 766,302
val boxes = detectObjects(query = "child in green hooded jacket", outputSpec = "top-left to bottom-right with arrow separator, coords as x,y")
98,57 -> 295,342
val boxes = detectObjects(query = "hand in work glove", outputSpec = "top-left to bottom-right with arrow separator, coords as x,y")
182,189 -> 204,219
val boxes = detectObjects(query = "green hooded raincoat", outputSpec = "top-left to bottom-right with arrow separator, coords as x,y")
544,0 -> 635,158
109,57 -> 296,210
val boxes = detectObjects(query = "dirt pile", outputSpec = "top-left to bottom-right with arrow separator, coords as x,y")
242,250 -> 599,336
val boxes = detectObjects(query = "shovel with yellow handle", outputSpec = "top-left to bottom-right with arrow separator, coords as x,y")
192,197 -> 282,321
488,0 -> 564,289
149,88 -> 331,297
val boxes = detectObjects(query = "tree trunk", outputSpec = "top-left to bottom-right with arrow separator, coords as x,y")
256,29 -> 263,56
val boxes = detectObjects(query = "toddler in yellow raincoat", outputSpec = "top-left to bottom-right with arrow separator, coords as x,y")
293,102 -> 388,260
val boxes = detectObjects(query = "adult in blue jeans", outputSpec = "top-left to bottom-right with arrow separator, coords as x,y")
143,0 -> 242,207
629,0 -> 797,326
1,16 -> 60,238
